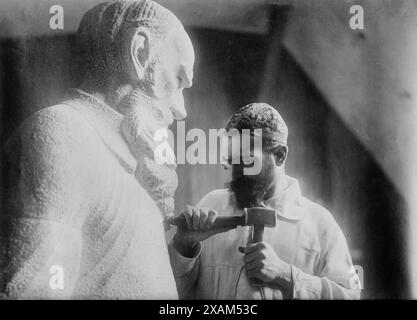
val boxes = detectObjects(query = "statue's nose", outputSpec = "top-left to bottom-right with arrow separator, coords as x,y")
170,94 -> 187,120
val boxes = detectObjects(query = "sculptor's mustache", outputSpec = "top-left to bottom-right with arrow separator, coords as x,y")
232,165 -> 261,180
229,177 -> 268,209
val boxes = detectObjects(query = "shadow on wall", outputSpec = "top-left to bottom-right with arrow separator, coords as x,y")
0,35 -> 79,145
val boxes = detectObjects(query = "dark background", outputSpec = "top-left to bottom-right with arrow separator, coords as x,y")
0,5 -> 411,299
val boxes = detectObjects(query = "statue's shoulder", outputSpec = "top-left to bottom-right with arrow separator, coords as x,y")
24,103 -> 95,137
11,104 -> 98,149
5,104 -> 102,170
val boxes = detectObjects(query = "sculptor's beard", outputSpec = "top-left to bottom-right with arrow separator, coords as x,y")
118,86 -> 177,218
228,157 -> 274,209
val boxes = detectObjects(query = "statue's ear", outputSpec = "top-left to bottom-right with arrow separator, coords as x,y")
130,27 -> 151,81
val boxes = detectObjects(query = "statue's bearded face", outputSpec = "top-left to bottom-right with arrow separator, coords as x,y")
118,25 -> 194,218
150,27 -> 194,121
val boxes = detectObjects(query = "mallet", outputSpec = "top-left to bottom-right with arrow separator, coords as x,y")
165,207 -> 277,287
164,207 -> 276,235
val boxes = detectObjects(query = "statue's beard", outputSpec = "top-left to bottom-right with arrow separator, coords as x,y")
118,87 -> 177,218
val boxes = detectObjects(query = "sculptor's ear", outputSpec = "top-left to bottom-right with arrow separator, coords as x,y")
272,145 -> 288,166
129,27 -> 151,81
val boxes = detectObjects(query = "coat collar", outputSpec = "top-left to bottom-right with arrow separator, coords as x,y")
61,88 -> 137,175
263,175 -> 306,221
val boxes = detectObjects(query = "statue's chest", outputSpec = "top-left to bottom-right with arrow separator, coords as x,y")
76,163 -> 177,297
84,162 -> 163,244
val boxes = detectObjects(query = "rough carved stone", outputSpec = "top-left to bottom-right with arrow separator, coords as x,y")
0,0 -> 194,298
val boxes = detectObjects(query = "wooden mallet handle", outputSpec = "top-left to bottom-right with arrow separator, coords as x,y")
165,214 -> 245,231
251,224 -> 265,287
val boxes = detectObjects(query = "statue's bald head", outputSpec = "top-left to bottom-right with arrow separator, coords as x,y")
77,0 -> 183,79
76,0 -> 194,120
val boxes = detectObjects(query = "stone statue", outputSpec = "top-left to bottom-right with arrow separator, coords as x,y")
0,0 -> 194,299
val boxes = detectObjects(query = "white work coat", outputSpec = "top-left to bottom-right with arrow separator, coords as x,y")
169,176 -> 361,299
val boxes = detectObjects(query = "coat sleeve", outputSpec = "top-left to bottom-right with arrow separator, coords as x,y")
0,107 -> 94,298
167,240 -> 201,299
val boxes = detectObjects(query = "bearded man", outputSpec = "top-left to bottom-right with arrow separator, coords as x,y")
168,103 -> 361,300
0,0 -> 194,298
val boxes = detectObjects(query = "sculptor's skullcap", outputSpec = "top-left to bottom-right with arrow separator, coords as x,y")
76,0 -> 178,74
226,103 -> 288,147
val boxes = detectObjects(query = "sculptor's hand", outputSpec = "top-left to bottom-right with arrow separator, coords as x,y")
239,242 -> 292,289
173,205 -> 233,257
